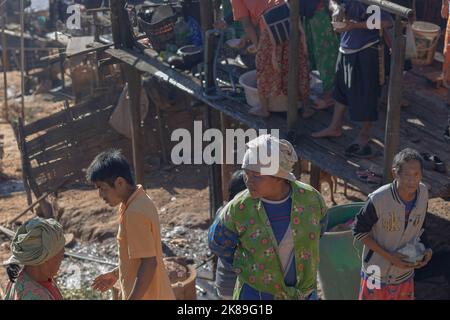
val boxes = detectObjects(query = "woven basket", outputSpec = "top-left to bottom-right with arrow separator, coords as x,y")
138,13 -> 177,52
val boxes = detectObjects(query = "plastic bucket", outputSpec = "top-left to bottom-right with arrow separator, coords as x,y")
318,202 -> 365,300
411,21 -> 441,66
238,70 -> 290,112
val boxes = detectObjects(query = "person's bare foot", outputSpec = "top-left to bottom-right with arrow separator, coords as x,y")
302,107 -> 316,119
312,97 -> 335,110
248,106 -> 270,118
311,127 -> 342,138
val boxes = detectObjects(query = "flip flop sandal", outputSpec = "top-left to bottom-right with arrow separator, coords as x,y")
356,169 -> 372,178
444,126 -> 450,143
357,168 -> 382,179
430,155 -> 446,173
345,144 -> 360,158
366,173 -> 383,185
353,145 -> 375,159
420,153 -> 436,171
357,172 -> 369,182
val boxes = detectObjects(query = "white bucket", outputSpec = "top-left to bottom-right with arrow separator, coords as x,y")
239,70 -> 290,112
411,21 -> 441,66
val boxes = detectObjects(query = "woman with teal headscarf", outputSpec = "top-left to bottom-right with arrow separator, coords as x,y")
3,218 -> 66,300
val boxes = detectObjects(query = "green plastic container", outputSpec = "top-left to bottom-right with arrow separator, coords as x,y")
318,203 -> 365,300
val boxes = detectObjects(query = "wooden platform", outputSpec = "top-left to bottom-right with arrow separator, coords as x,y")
106,47 -> 450,199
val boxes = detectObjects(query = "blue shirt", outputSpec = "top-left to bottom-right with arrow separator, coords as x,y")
340,0 -> 392,50
239,194 -> 295,300
401,195 -> 417,228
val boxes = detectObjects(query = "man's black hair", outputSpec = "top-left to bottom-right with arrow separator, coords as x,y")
392,148 -> 423,174
86,149 -> 135,187
228,170 -> 246,201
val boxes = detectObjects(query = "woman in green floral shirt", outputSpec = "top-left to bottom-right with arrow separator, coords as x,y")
209,135 -> 328,300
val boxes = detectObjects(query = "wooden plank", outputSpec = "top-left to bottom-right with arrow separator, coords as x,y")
31,129 -> 130,178
65,36 -> 95,56
23,95 -> 117,136
26,106 -> 115,154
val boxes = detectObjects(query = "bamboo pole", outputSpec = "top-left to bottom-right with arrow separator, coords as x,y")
287,0 -> 300,132
383,15 -> 406,182
20,0 -> 25,121
1,4 -> 7,121
358,0 -> 413,18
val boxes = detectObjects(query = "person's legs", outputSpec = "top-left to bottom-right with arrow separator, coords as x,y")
253,28 -> 278,118
305,8 -> 339,110
311,102 -> 346,138
312,51 -> 347,138
313,91 -> 335,110
297,35 -> 315,119
346,47 -> 380,150
355,121 -> 373,147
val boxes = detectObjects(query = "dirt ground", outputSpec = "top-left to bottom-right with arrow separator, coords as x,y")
0,70 -> 449,298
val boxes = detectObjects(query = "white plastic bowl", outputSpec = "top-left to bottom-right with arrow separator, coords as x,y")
239,70 -> 289,112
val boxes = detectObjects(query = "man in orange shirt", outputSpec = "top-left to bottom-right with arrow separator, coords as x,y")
87,149 -> 174,300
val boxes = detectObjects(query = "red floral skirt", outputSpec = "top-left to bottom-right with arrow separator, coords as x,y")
256,26 -> 310,103
359,275 -> 414,300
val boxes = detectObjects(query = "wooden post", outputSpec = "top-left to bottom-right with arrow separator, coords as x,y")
200,0 -> 215,91
220,112 -> 232,203
199,0 -> 214,36
59,48 -> 65,90
154,103 -> 169,165
287,0 -> 300,132
110,0 -> 134,49
205,107 -> 223,220
310,164 -> 321,191
124,67 -> 144,185
20,0 -> 25,121
1,6 -> 8,121
110,0 -> 145,185
110,0 -> 122,48
383,15 -> 406,183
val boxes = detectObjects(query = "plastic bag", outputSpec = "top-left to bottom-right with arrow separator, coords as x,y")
109,83 -> 149,139
405,24 -> 418,60
397,229 -> 425,263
